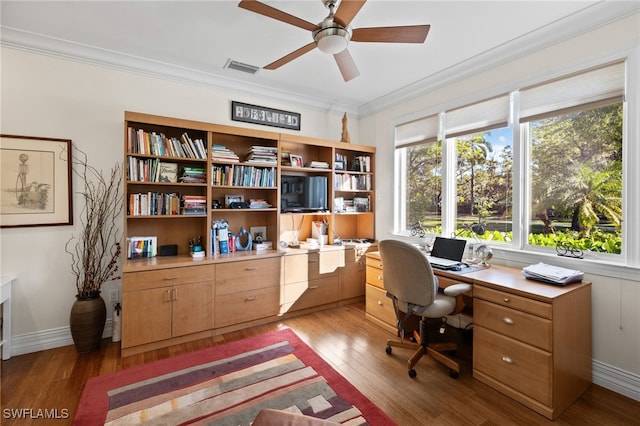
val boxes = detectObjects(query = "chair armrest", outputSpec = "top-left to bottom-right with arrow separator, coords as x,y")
443,283 -> 472,297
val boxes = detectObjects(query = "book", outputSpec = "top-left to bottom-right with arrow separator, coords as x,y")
158,162 -> 178,183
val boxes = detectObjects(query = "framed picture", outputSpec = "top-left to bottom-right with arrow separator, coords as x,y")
231,101 -> 301,131
290,154 -> 304,168
1,134 -> 73,228
224,194 -> 244,208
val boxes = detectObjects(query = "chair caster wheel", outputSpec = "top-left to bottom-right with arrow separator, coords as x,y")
386,346 -> 392,355
409,369 -> 417,378
449,370 -> 459,379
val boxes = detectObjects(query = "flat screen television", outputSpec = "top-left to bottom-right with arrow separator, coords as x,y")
281,175 -> 327,212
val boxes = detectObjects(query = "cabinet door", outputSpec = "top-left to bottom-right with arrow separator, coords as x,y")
339,260 -> 365,299
172,281 -> 214,337
122,287 -> 172,348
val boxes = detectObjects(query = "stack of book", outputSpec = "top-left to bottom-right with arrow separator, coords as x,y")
126,236 -> 157,259
181,195 -> 207,215
246,146 -> 278,164
248,198 -> 272,209
306,161 -> 330,169
179,167 -> 206,183
211,145 -> 239,162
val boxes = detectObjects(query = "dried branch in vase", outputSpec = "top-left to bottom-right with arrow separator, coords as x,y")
65,147 -> 123,299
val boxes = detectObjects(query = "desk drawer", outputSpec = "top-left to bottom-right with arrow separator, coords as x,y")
366,265 -> 384,289
124,264 -> 214,291
365,284 -> 396,325
474,327 -> 552,406
282,276 -> 339,312
474,285 -> 552,319
216,258 -> 280,295
475,299 -> 552,351
215,286 -> 280,327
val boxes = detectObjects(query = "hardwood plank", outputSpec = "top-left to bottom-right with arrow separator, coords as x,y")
1,302 -> 638,425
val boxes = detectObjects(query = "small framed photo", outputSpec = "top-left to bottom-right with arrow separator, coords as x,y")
224,194 -> 244,208
290,154 -> 304,168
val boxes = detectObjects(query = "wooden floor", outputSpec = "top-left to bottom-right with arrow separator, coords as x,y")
2,302 -> 638,425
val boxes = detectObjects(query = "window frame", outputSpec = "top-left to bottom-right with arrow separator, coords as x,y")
393,60 -> 630,267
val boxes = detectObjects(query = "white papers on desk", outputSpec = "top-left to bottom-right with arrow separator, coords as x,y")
522,262 -> 584,285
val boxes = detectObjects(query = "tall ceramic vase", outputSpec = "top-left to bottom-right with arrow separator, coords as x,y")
70,291 -> 106,353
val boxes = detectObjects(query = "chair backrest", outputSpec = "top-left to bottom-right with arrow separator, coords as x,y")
378,239 -> 437,308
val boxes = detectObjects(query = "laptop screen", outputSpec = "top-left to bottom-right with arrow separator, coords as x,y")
430,237 -> 467,261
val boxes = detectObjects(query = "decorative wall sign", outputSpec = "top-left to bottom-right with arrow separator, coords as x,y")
0,134 -> 73,228
231,101 -> 300,131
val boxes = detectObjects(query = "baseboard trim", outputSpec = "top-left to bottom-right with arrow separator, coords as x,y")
10,320 -> 113,357
7,324 -> 639,403
592,359 -> 640,401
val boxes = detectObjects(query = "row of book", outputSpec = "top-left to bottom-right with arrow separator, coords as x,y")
127,158 -> 177,183
334,173 -> 373,191
128,192 -> 206,216
126,236 -> 157,259
334,196 -> 371,213
128,128 -> 207,159
211,165 -> 276,187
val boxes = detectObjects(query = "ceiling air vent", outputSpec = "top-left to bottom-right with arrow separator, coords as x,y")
224,59 -> 260,75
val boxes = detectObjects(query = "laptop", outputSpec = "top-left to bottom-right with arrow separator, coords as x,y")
427,237 -> 467,270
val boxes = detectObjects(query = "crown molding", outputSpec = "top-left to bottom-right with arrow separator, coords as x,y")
357,1 -> 640,118
0,26 -> 358,117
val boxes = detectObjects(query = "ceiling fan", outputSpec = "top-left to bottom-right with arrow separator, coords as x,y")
238,0 -> 430,82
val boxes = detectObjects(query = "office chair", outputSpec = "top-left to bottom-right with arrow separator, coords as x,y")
378,239 -> 472,378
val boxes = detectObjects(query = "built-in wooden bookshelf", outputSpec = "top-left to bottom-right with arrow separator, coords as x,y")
121,111 -> 376,355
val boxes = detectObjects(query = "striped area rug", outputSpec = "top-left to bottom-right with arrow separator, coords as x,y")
74,328 -> 396,425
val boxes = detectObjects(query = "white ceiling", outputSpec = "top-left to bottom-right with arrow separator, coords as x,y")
1,1 -> 638,116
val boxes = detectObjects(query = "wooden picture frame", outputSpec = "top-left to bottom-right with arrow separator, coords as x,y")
231,101 -> 301,131
289,154 -> 304,168
0,134 -> 73,228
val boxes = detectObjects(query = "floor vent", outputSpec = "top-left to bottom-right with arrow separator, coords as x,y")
224,59 -> 260,75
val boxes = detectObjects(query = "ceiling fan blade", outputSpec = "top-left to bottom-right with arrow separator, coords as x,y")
238,0 -> 318,32
334,49 -> 360,82
334,0 -> 366,27
352,25 -> 430,43
264,42 -> 317,70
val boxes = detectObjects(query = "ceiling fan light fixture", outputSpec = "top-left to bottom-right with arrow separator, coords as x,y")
314,27 -> 350,54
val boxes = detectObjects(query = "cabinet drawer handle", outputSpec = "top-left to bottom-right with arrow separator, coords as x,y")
244,267 -> 256,271
163,277 -> 178,281
173,288 -> 178,301
503,317 -> 514,325
377,300 -> 383,306
245,296 -> 258,301
501,356 -> 513,364
164,289 -> 171,302
377,275 -> 383,281
503,297 -> 510,303
309,285 -> 319,289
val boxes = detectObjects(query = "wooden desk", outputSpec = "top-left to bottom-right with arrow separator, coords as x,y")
365,253 -> 592,420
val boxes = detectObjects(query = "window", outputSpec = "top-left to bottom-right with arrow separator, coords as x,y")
521,62 -> 624,255
395,61 -> 625,257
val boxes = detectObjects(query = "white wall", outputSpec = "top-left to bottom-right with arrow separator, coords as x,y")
360,13 -> 640,397
0,46 -> 357,350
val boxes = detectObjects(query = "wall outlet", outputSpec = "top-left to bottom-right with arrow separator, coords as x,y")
109,289 -> 119,303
